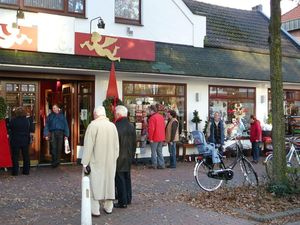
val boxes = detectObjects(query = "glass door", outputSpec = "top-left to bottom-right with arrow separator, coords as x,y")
2,81 -> 40,165
78,82 -> 94,146
62,83 -> 75,162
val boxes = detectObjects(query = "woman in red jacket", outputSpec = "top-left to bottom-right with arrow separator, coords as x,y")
249,115 -> 262,164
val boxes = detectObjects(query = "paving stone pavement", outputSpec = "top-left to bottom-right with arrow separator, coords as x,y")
0,158 -> 295,225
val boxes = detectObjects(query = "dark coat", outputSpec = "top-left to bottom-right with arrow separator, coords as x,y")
115,117 -> 136,172
208,119 -> 225,145
43,112 -> 69,137
9,116 -> 34,147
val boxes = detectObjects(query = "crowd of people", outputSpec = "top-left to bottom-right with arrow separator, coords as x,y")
1,101 -> 262,217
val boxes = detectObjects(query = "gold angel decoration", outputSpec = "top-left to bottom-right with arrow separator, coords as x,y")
80,32 -> 121,62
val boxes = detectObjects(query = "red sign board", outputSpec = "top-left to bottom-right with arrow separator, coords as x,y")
75,32 -> 155,61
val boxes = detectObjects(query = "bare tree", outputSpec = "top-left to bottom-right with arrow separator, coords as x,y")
269,0 -> 288,188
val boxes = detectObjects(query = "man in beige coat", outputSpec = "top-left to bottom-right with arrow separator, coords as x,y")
81,106 -> 119,216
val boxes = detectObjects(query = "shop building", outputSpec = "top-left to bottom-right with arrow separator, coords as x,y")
1,0 -> 300,164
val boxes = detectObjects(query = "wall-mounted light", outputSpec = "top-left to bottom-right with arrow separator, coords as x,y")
16,9 -> 25,19
195,92 -> 199,102
126,27 -> 133,36
12,8 -> 25,28
90,16 -> 105,33
260,95 -> 266,104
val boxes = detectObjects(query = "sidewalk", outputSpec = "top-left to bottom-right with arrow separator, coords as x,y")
0,160 -> 285,225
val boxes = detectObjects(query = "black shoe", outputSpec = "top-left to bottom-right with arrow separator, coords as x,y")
148,165 -> 157,169
114,203 -> 127,208
157,166 -> 165,169
167,165 -> 176,168
92,213 -> 100,217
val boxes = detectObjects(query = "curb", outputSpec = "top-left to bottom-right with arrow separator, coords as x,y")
233,207 -> 300,222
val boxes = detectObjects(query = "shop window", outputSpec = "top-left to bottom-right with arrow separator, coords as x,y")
268,89 -> 300,116
123,81 -> 186,149
0,0 -> 85,17
115,0 -> 141,25
209,85 -> 255,137
269,89 -> 300,135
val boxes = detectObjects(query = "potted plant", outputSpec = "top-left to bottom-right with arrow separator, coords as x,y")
191,110 -> 202,131
0,97 -> 12,168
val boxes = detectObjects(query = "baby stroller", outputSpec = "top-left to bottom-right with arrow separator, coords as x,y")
192,130 -> 220,164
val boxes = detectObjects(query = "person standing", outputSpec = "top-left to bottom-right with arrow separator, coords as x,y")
114,105 -> 136,208
165,110 -> 179,168
148,104 -> 166,169
81,106 -> 119,216
206,112 -> 225,154
43,104 -> 69,168
9,107 -> 34,176
249,115 -> 262,164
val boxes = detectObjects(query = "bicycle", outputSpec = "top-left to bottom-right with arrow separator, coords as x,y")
264,136 -> 300,180
193,137 -> 259,192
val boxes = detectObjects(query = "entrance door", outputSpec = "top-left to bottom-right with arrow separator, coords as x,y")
2,81 -> 40,166
62,83 -> 76,163
40,81 -> 76,164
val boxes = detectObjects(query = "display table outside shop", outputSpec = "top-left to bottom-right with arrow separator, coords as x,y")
176,142 -> 196,162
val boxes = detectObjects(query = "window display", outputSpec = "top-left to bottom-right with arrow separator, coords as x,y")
268,89 -> 300,135
123,81 -> 186,151
209,86 -> 255,138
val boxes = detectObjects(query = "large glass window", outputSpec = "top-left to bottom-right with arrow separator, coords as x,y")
209,86 -> 255,135
123,81 -> 186,148
268,89 -> 300,116
0,0 -> 85,17
268,89 -> 300,135
115,0 -> 141,25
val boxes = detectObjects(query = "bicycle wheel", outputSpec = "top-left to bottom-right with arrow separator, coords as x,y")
194,160 -> 223,192
265,154 -> 274,179
239,158 -> 259,186
287,151 -> 300,179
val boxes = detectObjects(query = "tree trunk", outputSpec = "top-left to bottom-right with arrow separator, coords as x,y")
269,0 -> 287,185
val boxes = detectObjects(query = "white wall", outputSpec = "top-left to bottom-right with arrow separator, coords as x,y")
0,0 -> 206,55
81,0 -> 206,47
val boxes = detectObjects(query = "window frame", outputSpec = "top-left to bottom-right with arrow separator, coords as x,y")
0,0 -> 86,18
115,0 -> 142,26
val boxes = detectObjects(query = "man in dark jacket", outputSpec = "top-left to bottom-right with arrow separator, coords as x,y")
43,104 -> 69,168
114,105 -> 136,208
206,112 -> 225,155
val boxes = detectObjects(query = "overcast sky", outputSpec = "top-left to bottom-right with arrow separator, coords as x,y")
197,0 -> 298,17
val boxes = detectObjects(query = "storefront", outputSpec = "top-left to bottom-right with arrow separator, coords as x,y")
0,74 -> 94,165
1,0 -> 300,163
